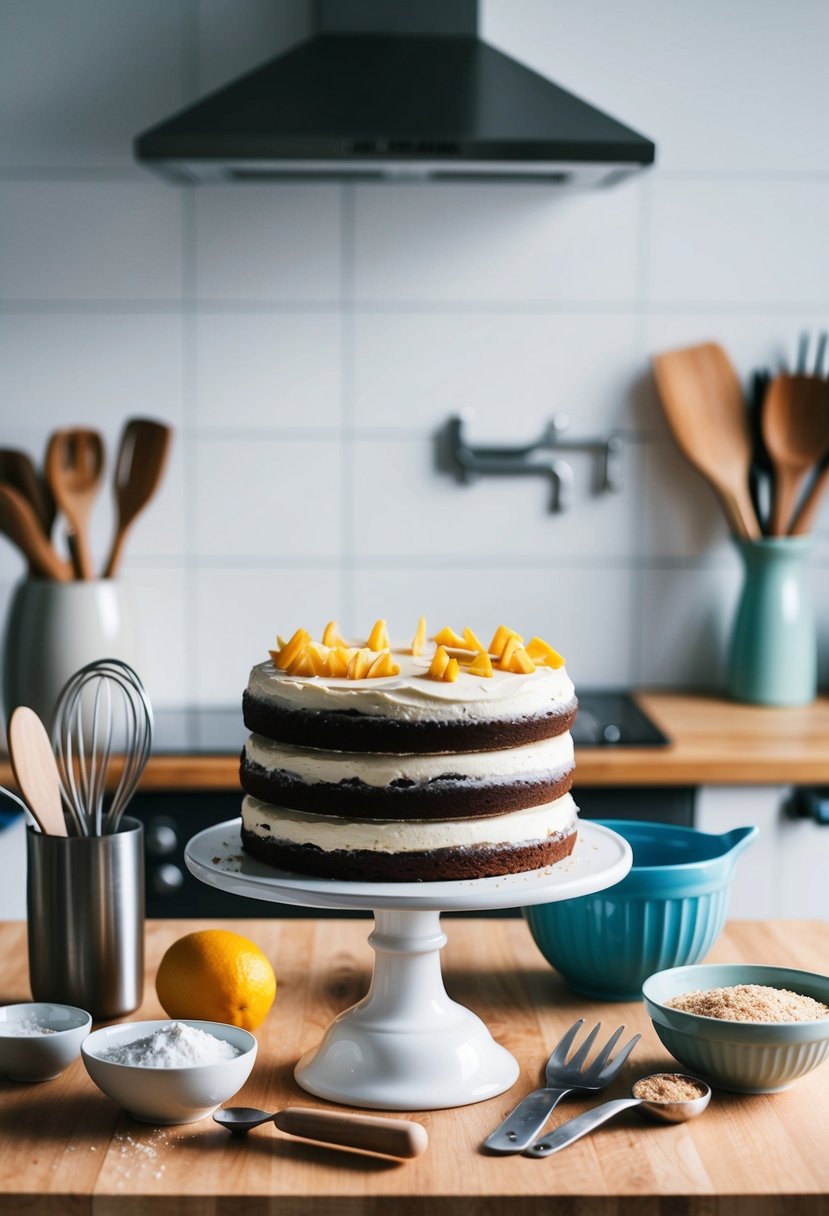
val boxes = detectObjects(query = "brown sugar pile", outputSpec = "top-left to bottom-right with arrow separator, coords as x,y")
667,984 -> 829,1023
632,1073 -> 708,1102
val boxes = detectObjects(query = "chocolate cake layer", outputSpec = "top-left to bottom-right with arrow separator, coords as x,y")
241,825 -> 577,883
242,690 -> 578,755
240,754 -> 574,820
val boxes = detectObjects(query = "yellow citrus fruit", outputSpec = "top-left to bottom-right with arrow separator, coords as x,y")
155,929 -> 277,1030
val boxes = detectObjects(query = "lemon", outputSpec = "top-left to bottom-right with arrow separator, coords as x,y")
156,929 -> 276,1031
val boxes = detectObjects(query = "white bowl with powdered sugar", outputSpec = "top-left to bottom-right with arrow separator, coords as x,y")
0,1002 -> 92,1082
82,1019 -> 257,1123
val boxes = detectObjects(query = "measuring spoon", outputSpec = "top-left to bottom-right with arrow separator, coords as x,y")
214,1105 -> 427,1158
524,1073 -> 711,1157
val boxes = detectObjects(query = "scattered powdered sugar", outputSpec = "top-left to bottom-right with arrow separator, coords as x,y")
1,1013 -> 57,1037
96,1021 -> 241,1067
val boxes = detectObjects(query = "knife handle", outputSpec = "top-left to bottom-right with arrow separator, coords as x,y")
523,1098 -> 642,1158
273,1107 -> 428,1159
483,1087 -> 571,1154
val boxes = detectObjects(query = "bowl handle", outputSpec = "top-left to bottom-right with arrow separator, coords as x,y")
720,825 -> 759,863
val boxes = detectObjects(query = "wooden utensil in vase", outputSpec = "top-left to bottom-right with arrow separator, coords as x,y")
0,484 -> 71,581
45,428 -> 105,579
651,342 -> 760,539
761,373 -> 829,535
102,418 -> 172,579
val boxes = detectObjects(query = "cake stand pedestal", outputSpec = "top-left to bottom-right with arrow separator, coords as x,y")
185,820 -> 631,1111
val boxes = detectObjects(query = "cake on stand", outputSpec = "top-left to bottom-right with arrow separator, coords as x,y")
185,820 -> 631,1111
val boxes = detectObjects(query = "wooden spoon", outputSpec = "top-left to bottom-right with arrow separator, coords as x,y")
651,342 -> 760,539
45,428 -> 105,580
7,706 -> 67,836
789,458 -> 829,535
102,418 -> 172,579
0,484 -> 72,580
761,373 -> 829,535
0,449 -> 54,538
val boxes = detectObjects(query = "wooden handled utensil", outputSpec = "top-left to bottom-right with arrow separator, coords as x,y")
0,484 -> 71,580
789,459 -> 829,535
651,342 -> 760,539
102,418 -> 172,579
0,449 -> 54,538
7,706 -> 67,836
45,428 -> 105,579
761,373 -> 829,535
214,1105 -> 428,1158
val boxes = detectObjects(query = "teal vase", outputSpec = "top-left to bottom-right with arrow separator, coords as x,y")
727,538 -> 816,706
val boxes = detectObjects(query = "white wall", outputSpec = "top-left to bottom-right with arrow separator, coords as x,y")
2,0 -> 829,713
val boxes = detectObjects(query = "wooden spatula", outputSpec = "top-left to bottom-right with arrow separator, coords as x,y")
761,373 -> 829,535
651,342 -> 760,539
102,418 -> 172,579
45,428 -> 105,579
7,706 -> 67,836
0,484 -> 71,581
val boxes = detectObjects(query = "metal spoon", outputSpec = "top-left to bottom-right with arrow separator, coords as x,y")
524,1073 -> 711,1158
214,1105 -> 428,1158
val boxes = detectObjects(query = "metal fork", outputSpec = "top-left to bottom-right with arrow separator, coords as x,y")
482,1019 -> 640,1154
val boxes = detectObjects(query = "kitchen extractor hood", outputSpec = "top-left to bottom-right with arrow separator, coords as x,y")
135,1 -> 655,188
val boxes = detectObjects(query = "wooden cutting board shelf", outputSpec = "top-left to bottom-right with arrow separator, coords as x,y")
0,917 -> 827,1215
4,691 -> 828,791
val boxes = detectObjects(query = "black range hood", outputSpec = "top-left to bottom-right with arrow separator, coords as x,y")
135,2 -> 655,188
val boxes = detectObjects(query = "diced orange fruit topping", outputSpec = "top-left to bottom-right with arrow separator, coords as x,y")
488,624 -> 524,659
272,628 -> 312,670
368,650 -> 400,678
444,657 -> 460,682
347,648 -> 373,680
367,619 -> 390,652
322,620 -> 346,647
467,650 -> 493,678
509,646 -> 536,674
286,647 -> 315,676
463,626 -> 485,652
327,646 -> 350,678
433,625 -> 466,649
429,645 -> 451,680
525,636 -> 566,668
498,634 -> 523,671
411,616 -> 427,656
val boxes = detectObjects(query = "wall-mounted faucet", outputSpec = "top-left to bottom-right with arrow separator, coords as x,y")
445,413 -> 623,512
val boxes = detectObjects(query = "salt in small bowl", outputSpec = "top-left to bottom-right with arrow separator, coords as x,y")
0,1002 -> 92,1082
82,1019 -> 257,1124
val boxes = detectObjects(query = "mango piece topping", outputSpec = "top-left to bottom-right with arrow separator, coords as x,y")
367,618 -> 390,652
429,645 -> 451,680
467,650 -> 493,678
525,636 -> 566,668
488,624 -> 524,659
368,650 -> 400,678
322,620 -> 346,647
498,633 -> 523,671
411,615 -> 427,656
272,628 -> 312,670
509,646 -> 536,675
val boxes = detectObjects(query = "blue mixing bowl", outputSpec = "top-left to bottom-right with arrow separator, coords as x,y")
522,820 -> 757,1000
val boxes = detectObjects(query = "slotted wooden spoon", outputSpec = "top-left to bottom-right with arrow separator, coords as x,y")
102,418 -> 172,579
651,342 -> 760,539
8,706 -> 67,836
761,373 -> 829,535
45,428 -> 105,579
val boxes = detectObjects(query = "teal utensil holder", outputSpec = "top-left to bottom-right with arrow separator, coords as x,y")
727,537 -> 816,706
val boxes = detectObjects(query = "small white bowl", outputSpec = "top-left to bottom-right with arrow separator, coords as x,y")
0,1002 -> 92,1082
82,1019 -> 258,1124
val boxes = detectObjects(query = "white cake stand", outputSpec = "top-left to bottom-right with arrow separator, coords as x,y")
185,819 -> 631,1111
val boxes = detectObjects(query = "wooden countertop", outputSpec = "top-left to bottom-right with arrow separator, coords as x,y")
1,916 -> 828,1215
2,692 -> 829,792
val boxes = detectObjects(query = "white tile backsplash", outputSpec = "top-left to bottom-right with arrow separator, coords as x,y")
193,438 -> 343,558
1,1 -> 829,711
353,182 -> 641,303
194,185 -> 341,301
195,313 -> 341,429
0,180 -> 182,301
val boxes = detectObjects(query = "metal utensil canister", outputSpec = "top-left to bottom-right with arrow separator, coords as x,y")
26,817 -> 144,1019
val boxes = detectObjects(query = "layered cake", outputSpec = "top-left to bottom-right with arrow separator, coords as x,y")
240,619 -> 579,882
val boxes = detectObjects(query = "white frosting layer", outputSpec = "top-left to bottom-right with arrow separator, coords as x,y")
247,649 -> 575,725
242,793 -> 578,854
244,731 -> 574,788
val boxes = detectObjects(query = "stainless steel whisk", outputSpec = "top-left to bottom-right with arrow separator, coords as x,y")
51,658 -> 153,836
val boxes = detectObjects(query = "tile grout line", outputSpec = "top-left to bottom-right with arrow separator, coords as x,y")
339,182 -> 357,627
629,173 -> 654,686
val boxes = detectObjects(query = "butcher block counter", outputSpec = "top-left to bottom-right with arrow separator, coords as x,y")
1,916 -> 828,1215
